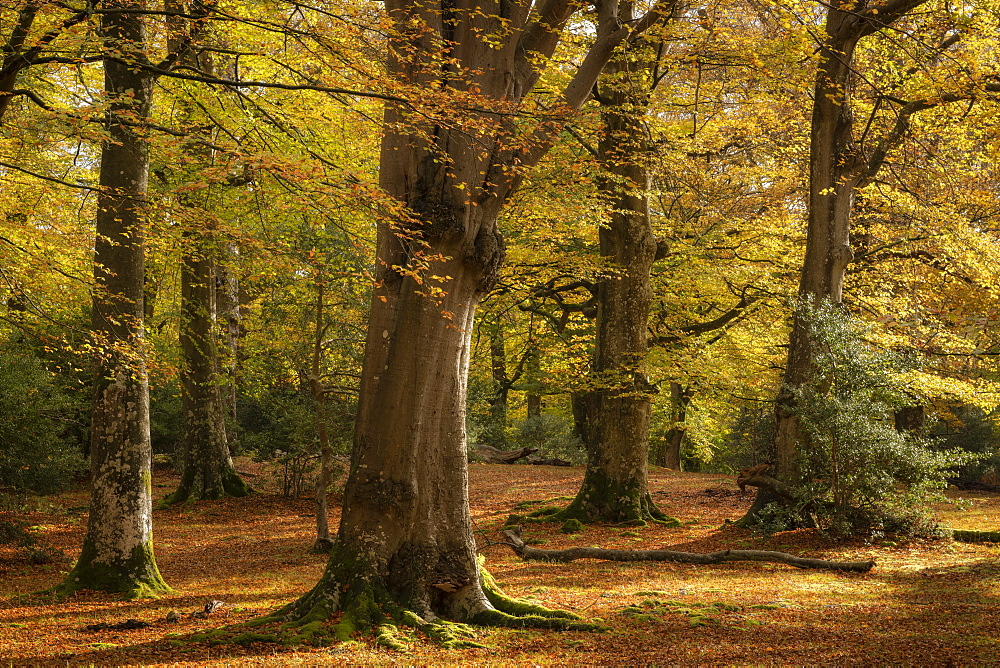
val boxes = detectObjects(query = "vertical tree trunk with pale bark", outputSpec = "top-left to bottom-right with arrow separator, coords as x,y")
58,0 -> 168,597
279,0 -> 674,633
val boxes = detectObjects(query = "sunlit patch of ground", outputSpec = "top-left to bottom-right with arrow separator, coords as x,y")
1,461 -> 999,665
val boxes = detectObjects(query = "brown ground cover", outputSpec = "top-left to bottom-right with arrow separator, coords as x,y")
2,462 -> 999,666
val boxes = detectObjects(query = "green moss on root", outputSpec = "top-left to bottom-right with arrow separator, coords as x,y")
480,558 -> 580,621
179,549 -> 603,652
229,632 -> 279,646
375,623 -> 408,651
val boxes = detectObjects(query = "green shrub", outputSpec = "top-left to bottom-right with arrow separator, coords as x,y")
512,413 -> 585,464
778,300 -> 971,538
0,343 -> 85,495
237,388 -> 351,497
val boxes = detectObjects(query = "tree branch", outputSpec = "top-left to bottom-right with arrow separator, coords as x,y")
502,526 -> 875,572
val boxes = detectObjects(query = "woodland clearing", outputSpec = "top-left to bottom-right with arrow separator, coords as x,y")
2,461 -> 999,666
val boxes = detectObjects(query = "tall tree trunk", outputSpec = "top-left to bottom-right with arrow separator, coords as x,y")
169,232 -> 248,501
215,245 -> 241,433
275,0 -> 674,635
773,8 -> 861,481
166,10 -> 247,503
57,0 -> 168,597
524,344 -> 542,419
656,383 -> 690,470
310,274 -> 335,553
761,0 -> 930,515
563,6 -> 668,524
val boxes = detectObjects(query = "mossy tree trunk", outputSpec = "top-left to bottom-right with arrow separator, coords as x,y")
170,233 -> 248,502
165,11 -> 247,504
563,5 -> 672,525
59,0 -> 168,598
276,0 -> 674,637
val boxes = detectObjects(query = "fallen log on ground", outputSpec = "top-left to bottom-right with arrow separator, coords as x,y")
948,476 -> 1000,492
502,526 -> 875,573
529,457 -> 572,467
952,529 -> 1000,543
475,445 -> 538,464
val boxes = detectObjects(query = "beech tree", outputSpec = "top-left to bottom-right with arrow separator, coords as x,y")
751,0 -> 999,520
57,0 -> 168,597
560,5 -> 672,524
772,0 -> 932,483
164,1 -> 249,504
268,0 -> 675,640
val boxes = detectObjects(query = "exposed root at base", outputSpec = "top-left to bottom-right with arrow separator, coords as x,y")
184,560 -> 600,651
506,494 -> 681,530
38,573 -> 171,602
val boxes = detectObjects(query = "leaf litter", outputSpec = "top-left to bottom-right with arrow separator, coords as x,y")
1,461 -> 999,665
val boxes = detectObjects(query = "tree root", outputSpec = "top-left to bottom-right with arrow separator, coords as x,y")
507,494 -> 680,530
477,558 -> 603,631
162,471 -> 252,506
185,555 -> 600,651
503,525 -> 875,573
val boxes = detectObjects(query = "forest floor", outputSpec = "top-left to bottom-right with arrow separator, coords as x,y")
2,461 -> 1000,666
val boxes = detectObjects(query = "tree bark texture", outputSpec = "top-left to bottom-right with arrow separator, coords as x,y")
166,16 -> 247,503
171,234 -> 248,501
60,0 -> 168,597
280,0 -> 675,634
565,7 -> 665,524
215,244 -> 241,432
773,0 -> 928,482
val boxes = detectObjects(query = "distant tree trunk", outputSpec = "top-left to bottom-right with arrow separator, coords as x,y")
563,4 -> 670,524
215,244 -> 241,433
571,390 -> 592,447
58,0 -> 168,597
310,273 -> 335,553
525,345 -> 542,419
277,0 -> 672,632
656,383 -> 691,470
484,324 -> 508,448
168,231 -> 248,502
164,19 -> 247,504
526,394 -> 542,419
